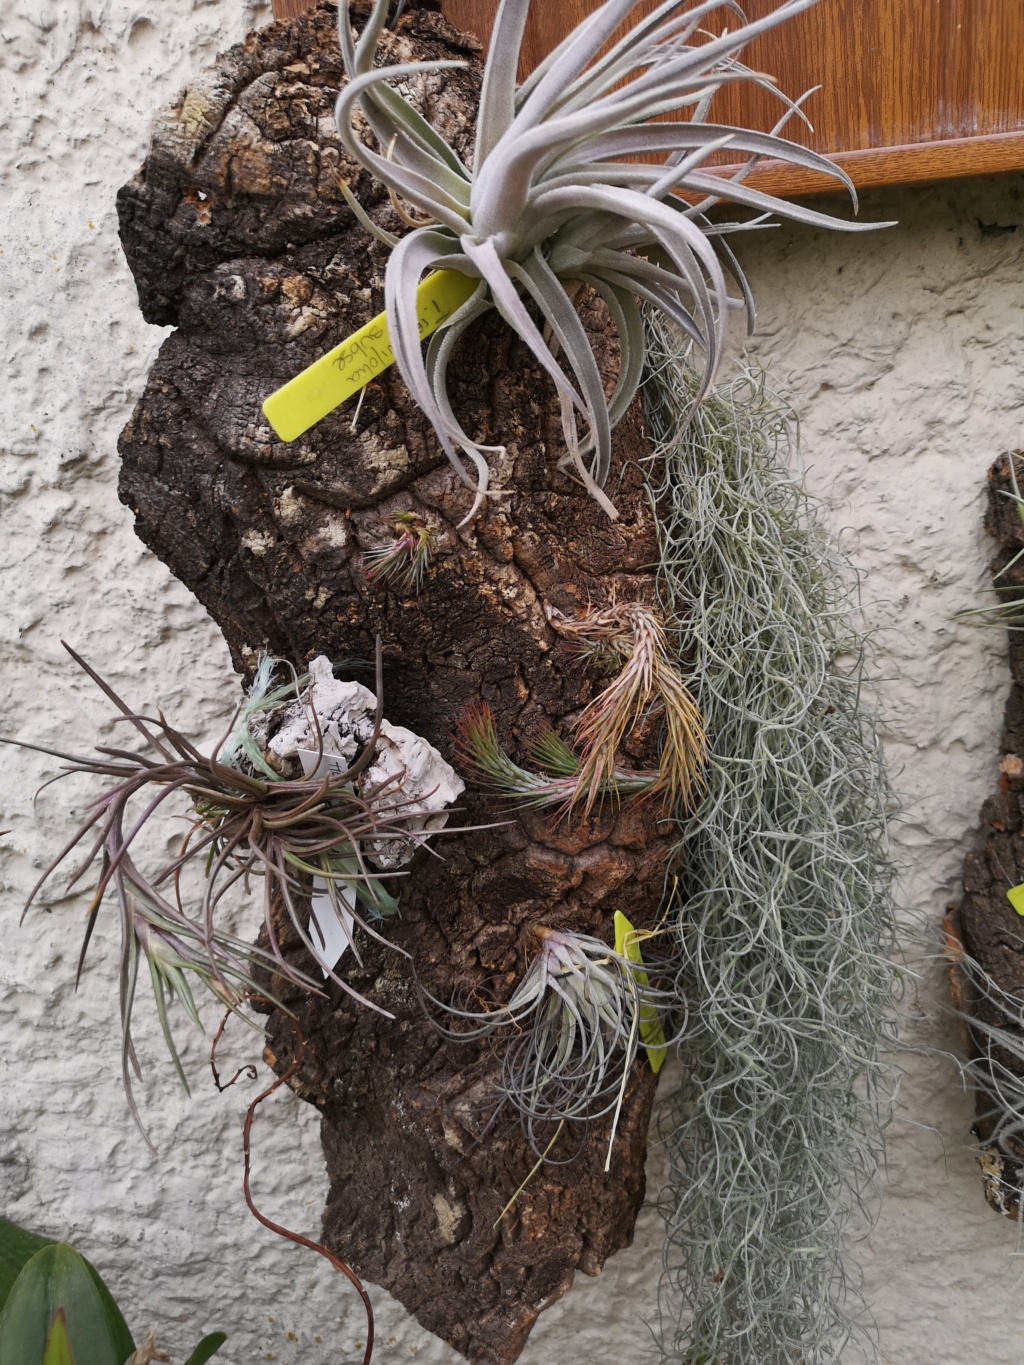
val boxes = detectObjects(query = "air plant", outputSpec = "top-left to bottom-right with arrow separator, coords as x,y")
455,603 -> 706,817
642,315 -> 899,1364
6,643 -> 461,1128
944,927 -> 1024,1222
957,453 -> 1024,630
454,701 -> 659,810
362,510 -> 433,593
335,0 -> 887,522
435,924 -> 674,1164
550,602 -> 707,815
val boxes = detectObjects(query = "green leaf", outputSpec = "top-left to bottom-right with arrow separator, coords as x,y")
0,1218 -> 50,1315
79,1269 -> 133,1362
42,1310 -> 75,1365
183,1333 -> 228,1365
0,1244 -> 121,1365
0,1221 -> 133,1363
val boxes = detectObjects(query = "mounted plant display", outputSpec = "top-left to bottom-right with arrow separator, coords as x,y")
948,451 -> 1024,1222
0,0 -> 899,1360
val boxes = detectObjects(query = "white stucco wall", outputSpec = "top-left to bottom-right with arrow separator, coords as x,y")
2,3 -> 1023,1361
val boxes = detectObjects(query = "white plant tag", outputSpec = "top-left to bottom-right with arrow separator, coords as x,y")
298,747 -> 357,976
309,881 -> 356,978
297,747 -> 352,781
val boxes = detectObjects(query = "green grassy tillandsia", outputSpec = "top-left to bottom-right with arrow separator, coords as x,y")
335,0 -> 891,525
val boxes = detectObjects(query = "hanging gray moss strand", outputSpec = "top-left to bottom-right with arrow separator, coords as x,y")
641,314 -> 901,1365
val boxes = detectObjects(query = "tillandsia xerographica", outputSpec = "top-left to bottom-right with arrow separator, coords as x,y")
6,644 -> 464,1130
335,0 -> 889,523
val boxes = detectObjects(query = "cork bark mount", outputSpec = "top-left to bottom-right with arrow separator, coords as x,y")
116,3 -> 676,1360
949,451 -> 1024,1223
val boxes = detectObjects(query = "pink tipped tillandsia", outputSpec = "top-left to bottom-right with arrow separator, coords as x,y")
454,601 -> 706,819
335,0 -> 890,523
454,701 -> 660,810
363,509 -> 433,593
551,602 -> 708,816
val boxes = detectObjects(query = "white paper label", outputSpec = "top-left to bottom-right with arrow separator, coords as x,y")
297,746 -> 353,781
309,881 -> 356,978
298,747 -> 357,975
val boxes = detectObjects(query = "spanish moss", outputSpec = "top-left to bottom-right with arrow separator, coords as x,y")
641,313 -> 901,1364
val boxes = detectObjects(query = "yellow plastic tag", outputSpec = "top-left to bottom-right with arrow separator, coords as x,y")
1007,884 -> 1024,916
262,269 -> 479,443
613,910 -> 668,1073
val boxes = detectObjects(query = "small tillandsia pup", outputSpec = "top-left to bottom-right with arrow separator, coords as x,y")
0,1216 -> 228,1365
335,0 -> 890,523
5,642 -> 464,1132
362,509 -> 434,593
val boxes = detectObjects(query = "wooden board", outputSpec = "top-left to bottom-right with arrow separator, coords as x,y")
440,0 -> 1024,193
272,0 -> 316,17
271,0 -> 1024,192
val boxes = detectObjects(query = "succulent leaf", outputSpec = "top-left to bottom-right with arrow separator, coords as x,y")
42,1312 -> 75,1365
0,1224 -> 134,1363
182,1333 -> 228,1365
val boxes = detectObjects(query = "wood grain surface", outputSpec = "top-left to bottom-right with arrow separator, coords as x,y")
271,0 -> 316,17
442,0 -> 1024,191
272,0 -> 1024,191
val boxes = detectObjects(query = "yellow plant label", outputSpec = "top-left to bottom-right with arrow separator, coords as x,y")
613,910 -> 668,1073
262,269 -> 478,443
1007,884 -> 1024,916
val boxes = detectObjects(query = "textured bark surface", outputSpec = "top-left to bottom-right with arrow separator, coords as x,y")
116,4 -> 674,1360
950,450 -> 1024,1222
